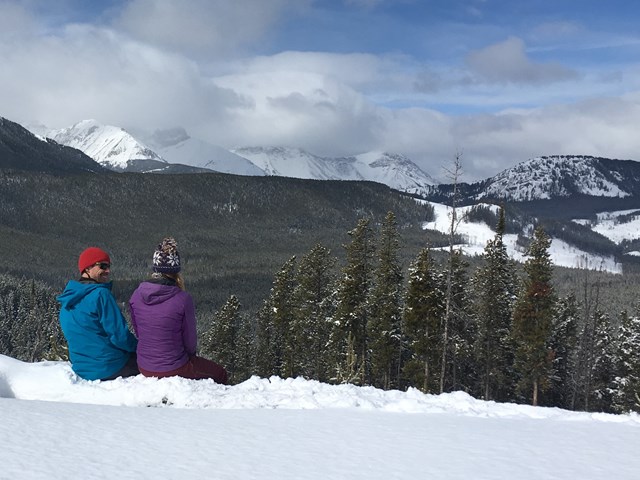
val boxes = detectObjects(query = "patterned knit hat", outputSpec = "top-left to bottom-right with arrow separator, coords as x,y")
153,237 -> 181,273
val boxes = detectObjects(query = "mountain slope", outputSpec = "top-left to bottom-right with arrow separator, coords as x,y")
31,119 -> 437,192
46,119 -> 165,171
145,127 -> 264,176
478,155 -> 637,201
233,146 -> 436,195
43,120 -> 218,174
0,117 -> 104,174
424,155 -> 640,206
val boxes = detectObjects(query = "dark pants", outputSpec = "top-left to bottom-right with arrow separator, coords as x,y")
101,353 -> 140,381
139,356 -> 228,384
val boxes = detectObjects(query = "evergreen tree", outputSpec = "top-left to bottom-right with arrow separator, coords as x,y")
334,218 -> 376,385
272,256 -> 299,378
368,212 -> 404,390
233,312 -> 256,383
547,294 -> 579,409
254,300 -> 277,378
0,291 -> 12,356
588,310 -> 617,412
512,226 -> 555,406
570,263 -> 603,411
402,247 -> 445,392
443,250 -> 475,393
294,243 -> 337,382
472,207 -> 517,401
253,256 -> 298,378
0,275 -> 64,362
612,309 -> 640,413
201,295 -> 241,384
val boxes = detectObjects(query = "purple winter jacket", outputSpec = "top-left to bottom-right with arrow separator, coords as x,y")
129,281 -> 197,372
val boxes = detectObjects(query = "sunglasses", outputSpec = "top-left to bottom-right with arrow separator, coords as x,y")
94,262 -> 111,270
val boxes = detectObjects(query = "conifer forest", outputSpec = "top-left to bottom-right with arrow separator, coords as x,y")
2,206 -> 639,414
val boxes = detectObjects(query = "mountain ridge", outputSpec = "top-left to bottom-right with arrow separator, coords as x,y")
30,119 -> 437,194
0,117 -> 105,174
5,114 -> 640,271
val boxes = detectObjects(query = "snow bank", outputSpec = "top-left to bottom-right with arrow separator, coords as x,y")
1,355 -> 638,426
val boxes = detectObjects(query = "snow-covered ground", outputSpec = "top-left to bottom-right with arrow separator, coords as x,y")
574,209 -> 640,245
425,202 -> 623,273
1,354 -> 638,479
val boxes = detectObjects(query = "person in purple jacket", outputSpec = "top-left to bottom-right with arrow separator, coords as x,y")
128,237 -> 228,383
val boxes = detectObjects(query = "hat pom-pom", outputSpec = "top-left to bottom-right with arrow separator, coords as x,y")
159,237 -> 178,254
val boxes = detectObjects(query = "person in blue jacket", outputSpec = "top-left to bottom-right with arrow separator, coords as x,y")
57,247 -> 138,381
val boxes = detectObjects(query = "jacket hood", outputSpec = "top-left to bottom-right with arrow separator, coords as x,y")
57,280 -> 113,309
135,281 -> 182,306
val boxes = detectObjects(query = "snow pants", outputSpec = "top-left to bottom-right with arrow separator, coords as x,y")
139,355 -> 228,384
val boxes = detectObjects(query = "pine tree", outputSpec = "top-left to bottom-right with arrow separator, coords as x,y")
254,300 -> 277,378
402,247 -> 445,393
201,295 -> 241,383
293,243 -> 337,382
472,207 -> 517,401
571,272 -> 601,411
443,250 -> 475,393
273,256 -> 299,378
1,276 -> 63,362
512,226 -> 555,406
253,256 -> 298,378
334,218 -> 376,385
547,294 -> 579,409
0,289 -> 17,357
233,312 -> 255,382
612,309 -> 640,413
368,212 -> 404,390
588,310 -> 617,412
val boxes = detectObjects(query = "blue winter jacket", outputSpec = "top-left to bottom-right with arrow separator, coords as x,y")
57,280 -> 138,380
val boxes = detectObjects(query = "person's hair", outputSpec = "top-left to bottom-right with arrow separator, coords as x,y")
152,271 -> 185,291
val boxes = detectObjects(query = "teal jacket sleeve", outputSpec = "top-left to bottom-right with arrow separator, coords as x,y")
98,289 -> 138,352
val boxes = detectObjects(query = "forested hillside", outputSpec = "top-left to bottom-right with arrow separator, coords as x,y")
0,169 -> 437,310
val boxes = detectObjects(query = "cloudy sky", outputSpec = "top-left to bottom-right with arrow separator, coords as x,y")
1,0 -> 640,180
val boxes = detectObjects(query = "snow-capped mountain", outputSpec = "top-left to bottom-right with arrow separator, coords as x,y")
0,116 -> 104,174
46,119 -> 166,171
31,119 -> 437,193
232,146 -> 436,195
476,155 -> 638,202
354,151 -> 438,196
144,127 -> 264,176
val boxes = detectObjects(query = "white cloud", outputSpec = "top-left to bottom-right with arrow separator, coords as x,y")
466,36 -> 579,85
113,0 -> 311,59
0,1 -> 40,39
210,69 -> 384,155
0,23 -> 244,131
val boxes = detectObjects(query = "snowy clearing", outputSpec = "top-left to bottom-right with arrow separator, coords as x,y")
1,355 -> 638,479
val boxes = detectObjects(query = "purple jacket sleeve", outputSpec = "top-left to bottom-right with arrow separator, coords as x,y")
182,293 -> 198,357
128,295 -> 139,338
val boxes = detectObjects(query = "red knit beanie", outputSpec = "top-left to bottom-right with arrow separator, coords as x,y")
78,247 -> 111,273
